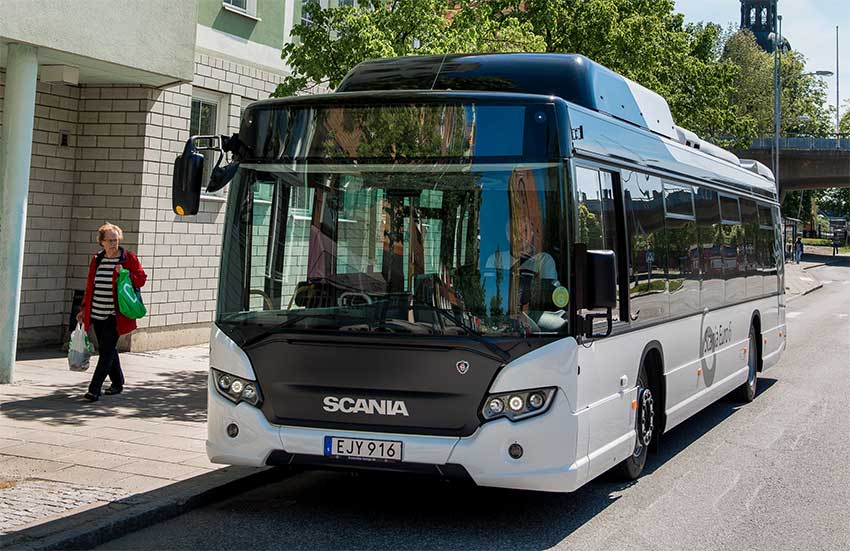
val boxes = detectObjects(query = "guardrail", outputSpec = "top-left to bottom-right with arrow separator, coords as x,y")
748,136 -> 850,150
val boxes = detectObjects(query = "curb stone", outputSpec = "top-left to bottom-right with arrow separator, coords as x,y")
0,466 -> 291,551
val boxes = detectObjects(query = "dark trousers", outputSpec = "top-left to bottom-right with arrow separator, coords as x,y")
88,316 -> 124,395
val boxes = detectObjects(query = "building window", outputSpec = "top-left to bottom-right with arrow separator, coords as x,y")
222,0 -> 258,18
190,91 -> 227,198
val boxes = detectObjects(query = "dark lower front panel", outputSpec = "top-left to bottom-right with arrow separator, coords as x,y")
244,335 -> 510,437
265,449 -> 473,482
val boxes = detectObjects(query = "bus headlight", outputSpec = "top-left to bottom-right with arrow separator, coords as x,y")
212,369 -> 263,407
481,387 -> 556,422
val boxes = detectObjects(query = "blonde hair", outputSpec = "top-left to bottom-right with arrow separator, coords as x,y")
97,222 -> 124,243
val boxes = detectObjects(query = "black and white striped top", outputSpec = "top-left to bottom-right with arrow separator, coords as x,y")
91,257 -> 120,320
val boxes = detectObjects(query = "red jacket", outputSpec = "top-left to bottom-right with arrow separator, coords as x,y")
80,248 -> 148,336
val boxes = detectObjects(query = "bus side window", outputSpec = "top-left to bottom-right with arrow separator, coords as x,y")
694,187 -> 724,309
575,166 -> 622,322
759,203 -> 780,294
719,194 -> 745,305
663,181 -> 699,317
621,171 -> 668,323
740,199 -> 762,298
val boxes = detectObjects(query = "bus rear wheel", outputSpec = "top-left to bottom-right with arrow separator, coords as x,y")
617,366 -> 655,480
734,325 -> 759,403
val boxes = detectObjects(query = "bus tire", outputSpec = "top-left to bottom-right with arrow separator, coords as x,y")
734,324 -> 759,403
616,365 -> 655,480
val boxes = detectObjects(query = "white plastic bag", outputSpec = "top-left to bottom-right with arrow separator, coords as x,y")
68,323 -> 92,372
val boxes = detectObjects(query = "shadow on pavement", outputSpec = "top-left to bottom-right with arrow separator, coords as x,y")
101,378 -> 784,550
0,370 -> 208,426
800,251 -> 850,267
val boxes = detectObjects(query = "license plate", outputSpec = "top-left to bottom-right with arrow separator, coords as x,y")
324,436 -> 403,462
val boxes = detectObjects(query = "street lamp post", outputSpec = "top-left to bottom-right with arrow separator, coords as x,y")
773,13 -> 782,186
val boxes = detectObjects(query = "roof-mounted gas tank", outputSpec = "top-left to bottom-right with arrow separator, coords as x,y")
337,53 -> 679,140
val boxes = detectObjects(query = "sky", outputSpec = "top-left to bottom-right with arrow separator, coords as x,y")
674,0 -> 848,130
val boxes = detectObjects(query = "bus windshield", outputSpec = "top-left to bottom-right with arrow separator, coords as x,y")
217,102 -> 568,340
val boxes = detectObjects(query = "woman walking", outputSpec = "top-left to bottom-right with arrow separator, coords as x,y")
75,223 -> 147,402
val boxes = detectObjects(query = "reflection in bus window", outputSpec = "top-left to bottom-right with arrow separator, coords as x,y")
622,171 -> 668,322
694,187 -> 724,309
663,182 -> 699,316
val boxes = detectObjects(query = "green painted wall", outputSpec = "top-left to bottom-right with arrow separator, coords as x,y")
197,0 -> 285,49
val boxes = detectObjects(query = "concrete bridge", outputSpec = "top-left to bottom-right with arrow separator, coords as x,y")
735,137 -> 850,195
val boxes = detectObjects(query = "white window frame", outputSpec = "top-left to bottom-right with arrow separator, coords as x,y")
222,0 -> 261,21
191,89 -> 230,201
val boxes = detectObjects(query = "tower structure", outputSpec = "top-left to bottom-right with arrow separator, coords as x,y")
740,0 -> 790,52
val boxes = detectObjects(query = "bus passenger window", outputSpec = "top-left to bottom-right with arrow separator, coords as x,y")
622,171 -> 668,323
663,182 -> 699,316
694,187 -> 723,309
719,194 -> 745,305
740,199 -> 762,298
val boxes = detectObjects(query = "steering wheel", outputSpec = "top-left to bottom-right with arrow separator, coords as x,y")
338,292 -> 373,307
249,290 -> 274,310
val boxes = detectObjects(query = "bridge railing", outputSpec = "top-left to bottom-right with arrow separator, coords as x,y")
748,136 -> 850,150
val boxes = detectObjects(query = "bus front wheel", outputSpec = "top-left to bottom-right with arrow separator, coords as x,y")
617,365 -> 655,480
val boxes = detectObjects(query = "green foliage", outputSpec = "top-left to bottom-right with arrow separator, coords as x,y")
276,0 -> 545,96
721,30 -> 833,139
841,101 -> 850,135
277,1 -> 834,158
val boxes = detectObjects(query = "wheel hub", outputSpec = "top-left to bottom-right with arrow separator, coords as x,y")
637,388 -> 655,448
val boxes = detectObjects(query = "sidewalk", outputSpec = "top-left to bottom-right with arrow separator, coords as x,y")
0,346 -> 277,549
784,249 -> 848,299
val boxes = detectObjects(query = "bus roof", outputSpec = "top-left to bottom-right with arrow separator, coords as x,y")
337,53 -> 777,200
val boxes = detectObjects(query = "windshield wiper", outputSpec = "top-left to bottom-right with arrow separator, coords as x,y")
240,313 -> 339,347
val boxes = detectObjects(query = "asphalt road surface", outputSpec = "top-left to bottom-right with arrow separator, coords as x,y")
101,260 -> 850,551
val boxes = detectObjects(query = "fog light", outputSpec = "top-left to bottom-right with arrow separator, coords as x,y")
528,392 -> 545,409
226,423 -> 239,438
488,398 -> 505,415
230,380 -> 244,394
508,442 -> 523,459
508,395 -> 524,412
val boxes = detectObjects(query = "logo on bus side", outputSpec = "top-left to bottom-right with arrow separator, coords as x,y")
322,396 -> 410,417
456,360 -> 470,375
703,322 -> 732,355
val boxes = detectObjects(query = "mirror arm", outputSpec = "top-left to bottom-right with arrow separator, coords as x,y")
583,308 -> 613,339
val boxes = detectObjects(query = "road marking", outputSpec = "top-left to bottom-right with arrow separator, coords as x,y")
787,312 -> 802,318
837,313 -> 849,319
799,277 -> 814,282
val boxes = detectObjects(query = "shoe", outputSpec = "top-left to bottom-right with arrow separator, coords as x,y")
83,392 -> 99,402
104,387 -> 123,395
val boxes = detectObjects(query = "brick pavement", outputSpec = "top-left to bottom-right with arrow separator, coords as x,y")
0,345 -> 261,541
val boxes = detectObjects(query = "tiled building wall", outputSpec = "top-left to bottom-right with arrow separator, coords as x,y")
5,52 -> 285,350
127,52 -> 284,350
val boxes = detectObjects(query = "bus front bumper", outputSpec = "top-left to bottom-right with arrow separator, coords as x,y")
207,383 -> 587,493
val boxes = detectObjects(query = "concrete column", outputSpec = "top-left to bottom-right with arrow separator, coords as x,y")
0,44 -> 38,384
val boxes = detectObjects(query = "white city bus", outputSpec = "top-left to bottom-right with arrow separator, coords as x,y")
172,54 -> 785,492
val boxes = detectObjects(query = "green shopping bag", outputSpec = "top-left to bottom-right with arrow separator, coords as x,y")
116,268 -> 147,319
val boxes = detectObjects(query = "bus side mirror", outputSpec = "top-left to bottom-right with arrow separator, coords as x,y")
586,250 -> 616,310
172,139 -> 205,216
574,247 -> 616,339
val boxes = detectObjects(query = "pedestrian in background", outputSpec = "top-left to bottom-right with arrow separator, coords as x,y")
75,223 -> 147,402
833,236 -> 840,256
794,237 -> 804,264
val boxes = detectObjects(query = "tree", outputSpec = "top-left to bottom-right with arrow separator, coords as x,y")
720,30 -> 833,138
276,0 -> 545,97
840,101 -> 850,135
277,0 -> 749,150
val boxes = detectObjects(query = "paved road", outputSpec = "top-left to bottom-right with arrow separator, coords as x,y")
100,260 -> 850,551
